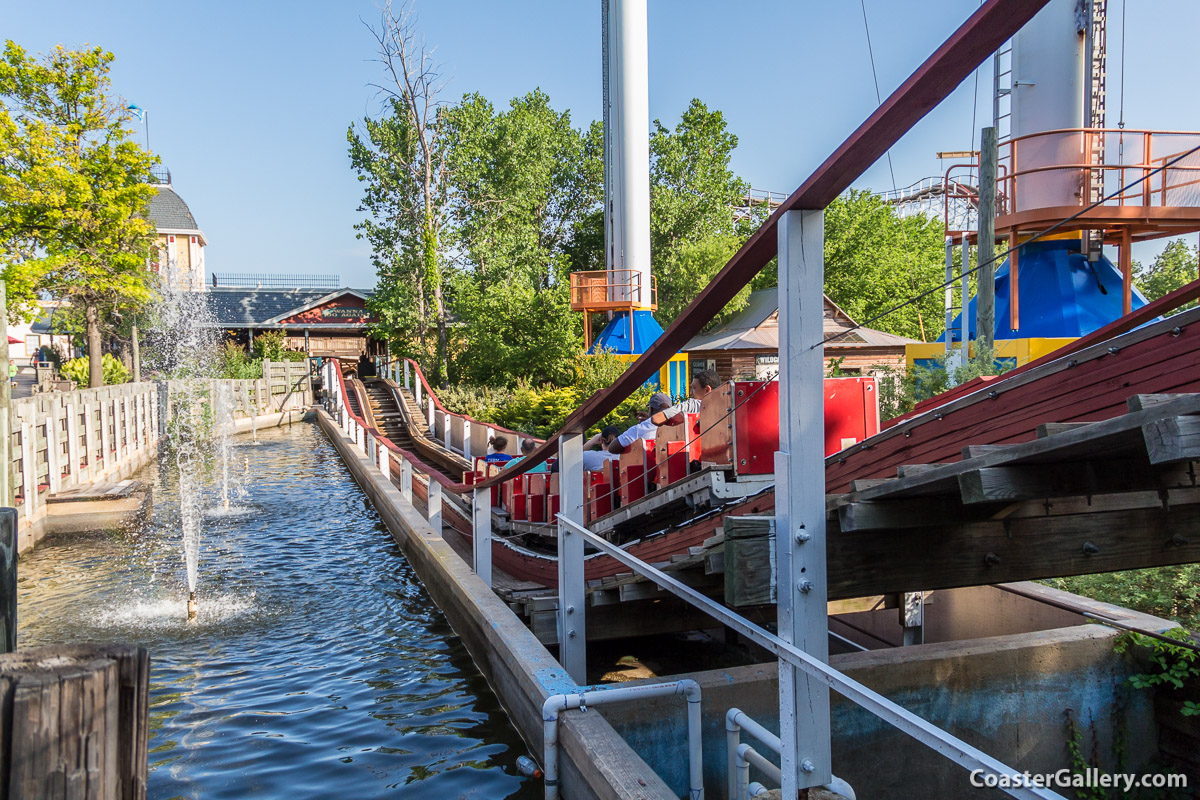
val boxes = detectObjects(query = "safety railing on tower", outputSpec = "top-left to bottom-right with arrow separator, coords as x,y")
568,269 -> 657,312
996,127 -> 1200,232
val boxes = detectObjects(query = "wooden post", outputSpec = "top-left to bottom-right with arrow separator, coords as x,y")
400,459 -> 412,502
100,399 -> 112,476
0,643 -> 150,799
45,405 -> 60,495
131,323 -> 141,384
0,509 -> 13,653
84,402 -> 96,479
20,423 -> 33,521
1009,244 -> 1020,332
977,127 -> 998,354
776,209 -> 832,791
65,402 -> 79,488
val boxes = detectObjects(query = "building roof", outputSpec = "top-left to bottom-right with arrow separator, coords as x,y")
204,287 -> 374,328
148,186 -> 202,233
684,288 -> 916,352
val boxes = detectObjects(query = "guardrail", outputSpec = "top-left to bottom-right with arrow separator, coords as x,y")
555,513 -> 1064,800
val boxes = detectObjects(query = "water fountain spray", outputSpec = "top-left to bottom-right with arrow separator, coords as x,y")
187,591 -> 198,620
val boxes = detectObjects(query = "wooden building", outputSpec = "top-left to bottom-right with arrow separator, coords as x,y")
684,288 -> 914,379
205,287 -> 384,360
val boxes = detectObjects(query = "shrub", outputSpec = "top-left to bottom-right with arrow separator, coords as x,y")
61,353 -> 131,386
216,342 -> 261,380
250,330 -> 306,362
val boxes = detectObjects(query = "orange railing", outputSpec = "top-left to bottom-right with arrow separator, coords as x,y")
998,127 -> 1200,216
568,269 -> 657,312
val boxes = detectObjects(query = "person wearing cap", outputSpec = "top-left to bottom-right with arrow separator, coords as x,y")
608,392 -> 673,453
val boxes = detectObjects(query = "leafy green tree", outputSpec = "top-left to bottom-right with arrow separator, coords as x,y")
1136,239 -> 1198,308
443,90 -> 600,385
821,190 -> 947,342
0,41 -> 158,387
649,100 -> 750,324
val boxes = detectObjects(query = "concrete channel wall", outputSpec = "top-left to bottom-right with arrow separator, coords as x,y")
600,589 -> 1172,799
316,408 -> 680,800
15,364 -> 313,555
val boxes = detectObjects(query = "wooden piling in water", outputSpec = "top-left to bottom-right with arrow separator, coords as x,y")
0,643 -> 150,800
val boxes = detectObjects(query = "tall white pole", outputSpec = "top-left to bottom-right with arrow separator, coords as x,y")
1010,0 -> 1086,209
604,0 -> 651,306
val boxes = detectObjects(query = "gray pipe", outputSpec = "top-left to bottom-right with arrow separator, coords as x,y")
543,678 -> 703,800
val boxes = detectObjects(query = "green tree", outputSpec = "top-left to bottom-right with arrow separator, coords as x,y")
0,41 -> 158,387
649,99 -> 750,325
821,190 -> 947,342
349,0 -> 452,386
1136,239 -> 1198,308
443,90 -> 601,385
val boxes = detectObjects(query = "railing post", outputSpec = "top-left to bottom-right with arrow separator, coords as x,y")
45,406 -> 60,495
400,459 -> 412,502
444,415 -> 452,451
378,441 -> 388,476
99,399 -> 112,477
65,403 -> 79,488
556,432 -> 586,685
462,420 -> 471,460
427,479 -> 442,532
775,209 -> 832,792
427,396 -> 435,431
83,402 -> 95,480
403,360 -> 410,390
414,372 -> 422,408
20,423 -> 33,522
472,487 -> 492,586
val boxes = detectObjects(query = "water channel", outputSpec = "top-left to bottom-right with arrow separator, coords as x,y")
17,423 -> 538,800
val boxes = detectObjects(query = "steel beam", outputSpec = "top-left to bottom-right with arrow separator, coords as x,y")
556,432 -> 587,685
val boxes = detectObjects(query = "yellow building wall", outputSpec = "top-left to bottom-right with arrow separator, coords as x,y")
905,338 -> 1077,370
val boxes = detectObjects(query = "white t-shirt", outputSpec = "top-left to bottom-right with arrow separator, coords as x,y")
582,449 -> 619,472
616,418 -> 659,448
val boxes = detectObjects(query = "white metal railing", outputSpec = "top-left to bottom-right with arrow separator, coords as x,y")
556,513 -> 1064,800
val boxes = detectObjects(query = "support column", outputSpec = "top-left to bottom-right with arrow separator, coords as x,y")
977,127 -> 998,354
20,423 -> 33,521
1121,227 -> 1133,315
463,420 -> 472,460
427,396 -> 435,432
378,442 -> 389,476
473,488 -> 492,586
427,480 -> 442,532
403,360 -> 410,389
774,209 -> 832,792
556,432 -> 586,685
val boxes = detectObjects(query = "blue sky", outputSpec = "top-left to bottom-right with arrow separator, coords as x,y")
5,0 -> 1198,287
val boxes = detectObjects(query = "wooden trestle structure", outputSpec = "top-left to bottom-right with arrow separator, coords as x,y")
330,294 -> 1200,646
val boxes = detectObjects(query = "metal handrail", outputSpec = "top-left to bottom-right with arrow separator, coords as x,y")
555,513 -> 1067,800
568,269 -> 657,309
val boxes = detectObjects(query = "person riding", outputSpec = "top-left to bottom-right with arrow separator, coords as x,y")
653,369 -> 722,425
485,435 -> 513,464
608,392 -> 673,453
582,425 -> 622,472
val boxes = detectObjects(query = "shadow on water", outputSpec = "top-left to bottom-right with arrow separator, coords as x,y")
17,422 -> 540,800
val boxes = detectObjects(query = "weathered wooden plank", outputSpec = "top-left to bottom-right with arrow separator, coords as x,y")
1127,393 -> 1191,411
838,496 -> 992,531
1036,422 -> 1093,438
896,463 -> 948,478
849,477 -> 893,492
1142,416 -> 1200,464
962,444 -> 1010,459
956,460 -> 1192,505
826,501 -> 1200,600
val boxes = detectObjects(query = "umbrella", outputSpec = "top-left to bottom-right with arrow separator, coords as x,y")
7,336 -> 20,345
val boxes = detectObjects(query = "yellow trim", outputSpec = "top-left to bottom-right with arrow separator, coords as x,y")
905,337 -> 1077,369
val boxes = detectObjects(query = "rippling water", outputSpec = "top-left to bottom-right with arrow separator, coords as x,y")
18,423 -> 538,800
